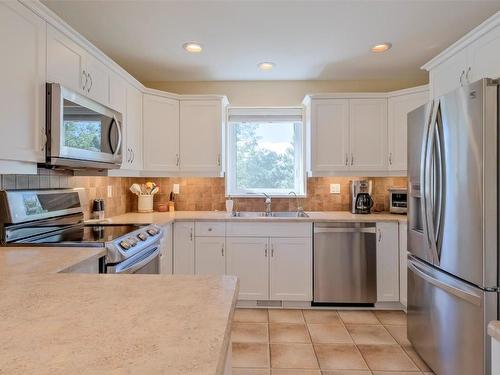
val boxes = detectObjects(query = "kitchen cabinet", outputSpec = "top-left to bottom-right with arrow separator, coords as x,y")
160,223 -> 173,274
399,222 -> 408,307
387,87 -> 429,172
0,1 -> 46,167
124,86 -> 143,170
173,221 -> 195,275
376,222 -> 400,302
180,99 -> 225,174
424,13 -> 500,98
226,237 -> 269,300
349,99 -> 388,171
195,237 -> 226,275
47,24 -> 109,105
143,93 -> 180,172
109,72 -> 127,114
269,237 -> 312,301
310,99 -> 350,172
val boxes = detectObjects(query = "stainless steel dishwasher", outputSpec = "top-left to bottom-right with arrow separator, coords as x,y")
313,222 -> 377,305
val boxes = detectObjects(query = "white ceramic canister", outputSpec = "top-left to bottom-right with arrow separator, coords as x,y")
138,195 -> 154,213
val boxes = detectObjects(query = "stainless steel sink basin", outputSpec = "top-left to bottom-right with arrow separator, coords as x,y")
231,211 -> 309,218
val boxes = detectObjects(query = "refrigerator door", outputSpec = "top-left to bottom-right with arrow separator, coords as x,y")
407,103 -> 435,264
433,79 -> 498,288
407,256 -> 495,375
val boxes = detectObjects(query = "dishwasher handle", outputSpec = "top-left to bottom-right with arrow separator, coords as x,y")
314,227 -> 377,234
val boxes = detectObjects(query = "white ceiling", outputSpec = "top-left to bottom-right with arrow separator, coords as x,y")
42,0 -> 500,83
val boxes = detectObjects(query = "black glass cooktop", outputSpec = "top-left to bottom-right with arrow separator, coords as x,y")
11,224 -> 146,247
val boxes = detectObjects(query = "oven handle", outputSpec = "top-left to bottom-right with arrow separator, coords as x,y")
114,246 -> 159,274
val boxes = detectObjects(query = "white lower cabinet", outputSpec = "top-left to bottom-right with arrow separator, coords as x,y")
269,237 -> 312,301
399,222 -> 408,307
226,237 -> 269,300
173,222 -> 195,275
376,222 -> 400,302
195,237 -> 226,275
159,223 -> 173,275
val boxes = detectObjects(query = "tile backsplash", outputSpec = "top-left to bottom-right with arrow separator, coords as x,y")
0,172 -> 407,216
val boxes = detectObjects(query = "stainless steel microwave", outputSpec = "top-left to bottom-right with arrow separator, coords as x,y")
44,83 -> 122,170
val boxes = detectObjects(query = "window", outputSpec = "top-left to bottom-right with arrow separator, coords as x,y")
226,108 -> 305,197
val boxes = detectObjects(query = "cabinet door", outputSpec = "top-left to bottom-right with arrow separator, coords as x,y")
143,94 -> 180,171
467,24 -> 500,82
310,99 -> 350,173
173,222 -> 195,275
430,48 -> 467,98
47,24 -> 86,93
399,222 -> 408,307
376,222 -> 400,302
84,54 -> 110,105
125,86 -> 143,170
226,237 -> 269,300
0,2 -> 45,163
160,223 -> 173,275
180,100 -> 223,174
349,99 -> 388,171
270,237 -> 312,301
388,91 -> 428,171
109,73 -> 127,114
195,237 -> 226,275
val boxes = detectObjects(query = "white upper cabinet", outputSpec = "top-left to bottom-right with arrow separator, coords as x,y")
125,86 -> 143,170
310,99 -> 350,172
349,99 -> 388,171
180,99 -> 225,175
109,72 -> 127,114
424,13 -> 500,98
84,54 -> 110,105
387,87 -> 429,172
0,1 -> 46,165
143,93 -> 180,172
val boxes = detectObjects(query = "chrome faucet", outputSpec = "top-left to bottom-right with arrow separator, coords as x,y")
263,193 -> 272,216
289,191 -> 305,216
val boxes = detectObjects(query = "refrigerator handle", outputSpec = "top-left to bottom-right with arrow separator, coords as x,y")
408,258 -> 482,306
434,104 -> 444,261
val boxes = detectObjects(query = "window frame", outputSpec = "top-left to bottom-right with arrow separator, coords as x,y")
225,107 -> 307,198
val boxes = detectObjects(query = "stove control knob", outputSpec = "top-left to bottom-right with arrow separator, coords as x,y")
128,237 -> 138,246
147,228 -> 158,236
137,232 -> 148,241
119,240 -> 131,250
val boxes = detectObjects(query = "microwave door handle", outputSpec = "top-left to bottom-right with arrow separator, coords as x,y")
111,115 -> 122,156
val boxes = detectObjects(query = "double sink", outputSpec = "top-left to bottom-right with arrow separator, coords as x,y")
231,211 -> 310,218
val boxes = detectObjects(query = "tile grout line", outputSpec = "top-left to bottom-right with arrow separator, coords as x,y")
338,311 -> 373,374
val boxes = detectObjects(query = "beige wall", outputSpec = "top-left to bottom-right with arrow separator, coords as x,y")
145,79 -> 428,107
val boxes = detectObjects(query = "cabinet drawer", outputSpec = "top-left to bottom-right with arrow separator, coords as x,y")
195,222 -> 226,237
226,222 -> 312,237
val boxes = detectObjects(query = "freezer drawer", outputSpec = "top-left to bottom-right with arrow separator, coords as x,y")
313,222 -> 376,304
407,256 -> 495,375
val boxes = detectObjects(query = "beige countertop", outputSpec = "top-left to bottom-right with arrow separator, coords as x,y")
0,245 -> 238,374
103,210 -> 407,226
489,321 -> 500,341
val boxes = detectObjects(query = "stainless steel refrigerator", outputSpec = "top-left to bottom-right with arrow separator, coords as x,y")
407,78 -> 498,375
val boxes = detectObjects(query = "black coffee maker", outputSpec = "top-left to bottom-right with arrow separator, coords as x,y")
350,180 -> 374,214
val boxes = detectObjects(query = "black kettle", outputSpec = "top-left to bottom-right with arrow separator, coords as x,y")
355,193 -> 373,214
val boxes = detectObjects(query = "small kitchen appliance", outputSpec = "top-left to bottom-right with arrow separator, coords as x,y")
350,180 -> 373,214
0,189 -> 163,274
388,187 -> 407,214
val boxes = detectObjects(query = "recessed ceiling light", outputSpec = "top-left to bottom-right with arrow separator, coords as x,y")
183,42 -> 203,53
258,62 -> 275,71
371,42 -> 392,53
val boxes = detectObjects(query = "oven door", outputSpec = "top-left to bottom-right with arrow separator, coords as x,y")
47,83 -> 123,169
108,246 -> 160,274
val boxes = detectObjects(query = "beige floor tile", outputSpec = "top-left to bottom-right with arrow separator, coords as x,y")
372,372 -> 422,375
346,325 -> 397,345
232,323 -> 269,343
314,344 -> 369,371
374,310 -> 407,326
384,325 -> 411,346
357,344 -> 419,372
271,370 -> 321,375
403,346 -> 432,371
232,342 -> 270,368
307,323 -> 352,344
232,369 -> 271,375
338,311 -> 380,325
269,323 -> 310,343
234,308 -> 269,323
270,343 -> 319,369
269,309 -> 305,324
302,310 -> 341,324
322,371 -> 372,375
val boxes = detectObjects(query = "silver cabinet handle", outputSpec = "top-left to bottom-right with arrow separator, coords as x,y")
351,153 -> 354,166
81,70 -> 88,90
217,154 -> 221,167
131,149 -> 135,163
345,153 -> 348,166
87,73 -> 93,93
176,154 -> 180,167
264,243 -> 268,257
221,245 -> 224,257
459,70 -> 465,86
271,244 -> 274,257
189,227 -> 193,241
126,148 -> 130,163
389,152 -> 392,165
465,66 -> 471,83
378,228 -> 382,242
